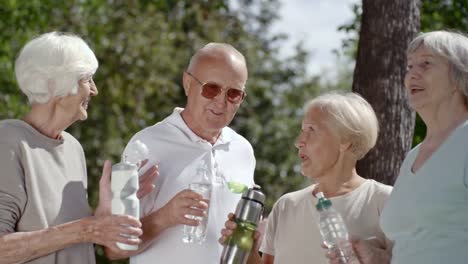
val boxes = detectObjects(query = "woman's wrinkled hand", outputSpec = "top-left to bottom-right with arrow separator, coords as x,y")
218,213 -> 262,248
218,213 -> 262,264
218,213 -> 237,245
351,238 -> 391,264
324,242 -> 359,264
325,237 -> 391,264
85,214 -> 143,252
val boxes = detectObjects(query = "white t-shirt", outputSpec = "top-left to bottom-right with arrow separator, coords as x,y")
125,108 -> 256,264
380,120 -> 468,264
260,179 -> 392,264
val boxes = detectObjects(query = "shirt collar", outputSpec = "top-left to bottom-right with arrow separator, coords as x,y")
166,107 -> 234,145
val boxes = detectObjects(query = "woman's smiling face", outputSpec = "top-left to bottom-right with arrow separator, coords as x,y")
404,44 -> 454,112
60,75 -> 98,122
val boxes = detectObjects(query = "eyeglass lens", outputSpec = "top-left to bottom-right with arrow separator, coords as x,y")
201,83 -> 245,103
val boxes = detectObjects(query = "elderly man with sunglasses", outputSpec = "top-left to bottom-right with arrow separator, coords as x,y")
105,43 -> 255,264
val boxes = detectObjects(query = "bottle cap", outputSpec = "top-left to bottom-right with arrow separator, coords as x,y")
123,139 -> 149,165
242,184 -> 265,206
315,192 -> 332,211
235,185 -> 265,224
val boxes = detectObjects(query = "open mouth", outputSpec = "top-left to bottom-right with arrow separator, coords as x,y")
299,153 -> 309,162
82,98 -> 90,109
409,85 -> 424,95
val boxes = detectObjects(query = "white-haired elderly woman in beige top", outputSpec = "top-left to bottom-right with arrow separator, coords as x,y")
220,92 -> 393,264
0,32 -> 157,264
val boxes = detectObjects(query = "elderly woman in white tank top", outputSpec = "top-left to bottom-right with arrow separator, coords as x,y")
0,32 -> 157,264
220,92 -> 393,264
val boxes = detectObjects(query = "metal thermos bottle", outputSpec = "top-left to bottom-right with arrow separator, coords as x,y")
220,185 -> 265,264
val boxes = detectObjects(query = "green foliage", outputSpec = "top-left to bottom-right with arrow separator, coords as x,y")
421,0 -> 468,30
335,3 -> 361,60
0,1 -> 332,262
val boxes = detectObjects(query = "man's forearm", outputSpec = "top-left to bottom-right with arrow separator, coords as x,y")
0,218 -> 93,264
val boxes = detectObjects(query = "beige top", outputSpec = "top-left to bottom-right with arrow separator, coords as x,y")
260,179 -> 392,264
0,120 -> 95,264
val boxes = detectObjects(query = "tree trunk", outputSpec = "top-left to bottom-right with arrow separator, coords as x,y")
353,0 -> 421,185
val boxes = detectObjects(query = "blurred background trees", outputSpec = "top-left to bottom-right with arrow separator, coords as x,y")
1,0 -> 316,211
1,0 -> 467,262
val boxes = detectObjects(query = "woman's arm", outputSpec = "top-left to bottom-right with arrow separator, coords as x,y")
0,158 -> 145,264
0,221 -> 86,264
0,215 -> 141,264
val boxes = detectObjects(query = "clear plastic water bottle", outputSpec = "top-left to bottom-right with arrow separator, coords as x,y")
182,161 -> 213,244
315,192 -> 356,264
111,139 -> 148,250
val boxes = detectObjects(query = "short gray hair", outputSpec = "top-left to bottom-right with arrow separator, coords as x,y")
408,31 -> 468,102
15,32 -> 98,104
305,92 -> 379,160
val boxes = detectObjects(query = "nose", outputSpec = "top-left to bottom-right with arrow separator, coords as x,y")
212,89 -> 228,105
406,63 -> 423,80
295,132 -> 305,149
404,67 -> 420,89
90,80 -> 98,96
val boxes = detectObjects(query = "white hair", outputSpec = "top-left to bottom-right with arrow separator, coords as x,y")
408,31 -> 468,102
305,92 -> 379,160
15,32 -> 98,104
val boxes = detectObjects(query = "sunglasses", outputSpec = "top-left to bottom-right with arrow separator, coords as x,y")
185,71 -> 246,104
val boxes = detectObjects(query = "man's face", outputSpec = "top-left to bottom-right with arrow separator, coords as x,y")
183,57 -> 247,135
